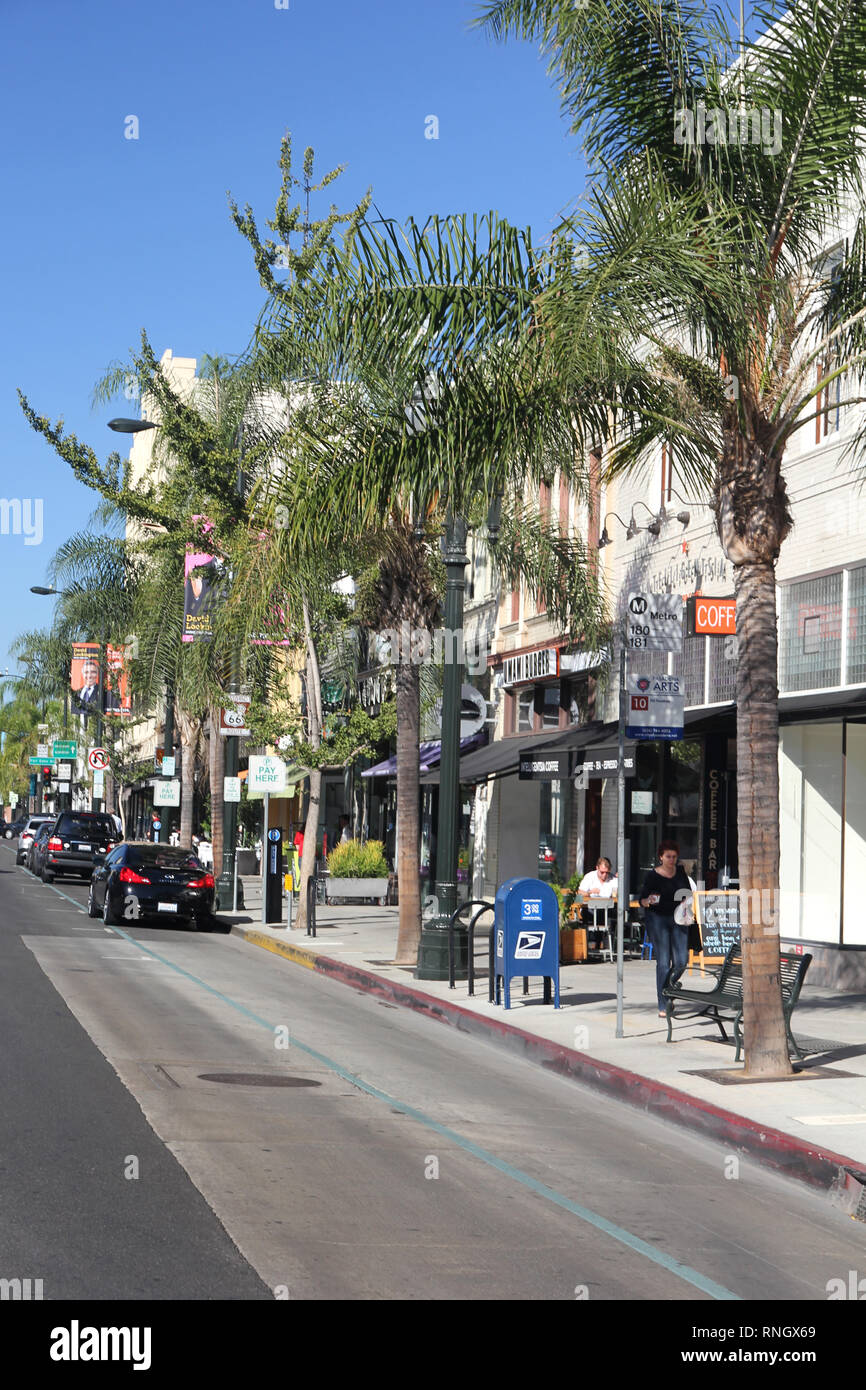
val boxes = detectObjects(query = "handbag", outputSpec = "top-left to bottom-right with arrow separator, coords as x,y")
674,891 -> 696,927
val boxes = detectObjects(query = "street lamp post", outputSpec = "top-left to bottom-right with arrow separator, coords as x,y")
416,513 -> 469,981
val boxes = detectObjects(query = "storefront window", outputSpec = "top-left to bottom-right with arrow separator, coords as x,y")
672,634 -> 706,706
517,688 -> 534,732
779,723 -> 842,941
843,722 -> 866,945
708,630 -> 737,703
539,778 -> 570,881
779,573 -> 843,691
845,567 -> 866,685
541,684 -> 561,728
665,740 -> 700,869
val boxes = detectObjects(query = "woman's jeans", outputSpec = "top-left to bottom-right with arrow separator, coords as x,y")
645,911 -> 689,1010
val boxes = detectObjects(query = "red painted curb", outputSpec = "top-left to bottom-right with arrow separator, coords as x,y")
239,928 -> 865,1203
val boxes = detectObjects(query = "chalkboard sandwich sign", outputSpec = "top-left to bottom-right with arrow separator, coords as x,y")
694,890 -> 740,959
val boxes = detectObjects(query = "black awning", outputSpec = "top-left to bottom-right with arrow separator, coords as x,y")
420,725 -> 566,786
420,721 -> 612,786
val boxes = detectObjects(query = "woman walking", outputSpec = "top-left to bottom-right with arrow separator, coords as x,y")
639,841 -> 696,1017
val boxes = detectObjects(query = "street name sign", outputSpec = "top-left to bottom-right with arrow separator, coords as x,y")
626,675 -> 684,740
248,755 -> 287,793
626,593 -> 683,652
29,757 -> 56,768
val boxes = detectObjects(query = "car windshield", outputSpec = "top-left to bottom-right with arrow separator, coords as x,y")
57,816 -> 116,838
128,846 -> 202,870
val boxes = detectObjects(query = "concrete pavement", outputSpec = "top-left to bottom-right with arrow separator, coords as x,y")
223,877 -> 866,1216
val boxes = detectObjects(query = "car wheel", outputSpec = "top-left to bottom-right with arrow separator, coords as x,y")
41,867 -> 54,884
87,886 -> 100,918
16,853 -> 23,866
102,891 -> 118,926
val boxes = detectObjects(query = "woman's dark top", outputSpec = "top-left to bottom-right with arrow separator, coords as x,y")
640,865 -> 691,919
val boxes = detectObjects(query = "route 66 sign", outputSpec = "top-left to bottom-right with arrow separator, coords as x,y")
219,695 -> 251,737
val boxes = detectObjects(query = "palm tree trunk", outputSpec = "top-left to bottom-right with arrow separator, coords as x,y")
295,592 -> 322,932
176,708 -> 197,849
393,656 -> 422,965
733,562 -> 792,1077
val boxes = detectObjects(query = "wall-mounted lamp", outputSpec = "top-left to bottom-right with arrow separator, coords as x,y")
597,511 -> 632,549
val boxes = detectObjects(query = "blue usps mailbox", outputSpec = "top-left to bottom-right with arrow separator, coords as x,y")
494,877 -> 560,1009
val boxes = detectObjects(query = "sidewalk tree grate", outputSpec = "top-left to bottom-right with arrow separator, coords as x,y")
197,1073 -> 321,1088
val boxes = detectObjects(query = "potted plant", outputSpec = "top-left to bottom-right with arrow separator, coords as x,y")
325,839 -> 389,904
557,872 -> 585,964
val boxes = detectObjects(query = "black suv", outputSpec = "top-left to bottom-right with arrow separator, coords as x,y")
41,812 -> 120,883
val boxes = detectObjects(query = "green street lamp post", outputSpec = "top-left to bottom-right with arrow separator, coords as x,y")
416,513 -> 469,981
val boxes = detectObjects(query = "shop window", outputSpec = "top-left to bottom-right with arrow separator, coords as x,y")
541,683 -> 561,728
779,573 -> 843,691
708,627 -> 737,703
779,723 -> 842,942
843,723 -> 866,945
517,687 -> 534,732
845,566 -> 866,685
671,634 -> 706,706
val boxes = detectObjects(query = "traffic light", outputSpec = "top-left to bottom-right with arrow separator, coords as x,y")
42,765 -> 52,786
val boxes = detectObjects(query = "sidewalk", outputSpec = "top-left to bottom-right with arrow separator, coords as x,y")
222,877 -> 866,1215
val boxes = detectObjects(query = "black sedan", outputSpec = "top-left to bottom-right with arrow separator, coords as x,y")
88,842 -> 216,927
27,822 -> 53,875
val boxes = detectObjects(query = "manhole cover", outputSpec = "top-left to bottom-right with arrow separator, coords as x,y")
198,1073 -> 321,1088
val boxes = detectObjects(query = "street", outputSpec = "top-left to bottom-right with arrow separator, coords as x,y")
1,841 -> 863,1303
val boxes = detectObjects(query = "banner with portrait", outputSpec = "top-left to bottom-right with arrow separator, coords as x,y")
183,550 -> 221,643
70,641 -> 132,717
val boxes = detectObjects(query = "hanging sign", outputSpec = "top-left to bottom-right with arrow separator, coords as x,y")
626,593 -> 683,652
626,675 -> 684,740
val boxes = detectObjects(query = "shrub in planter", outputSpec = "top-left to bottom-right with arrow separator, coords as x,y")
325,840 -> 389,903
327,840 -> 388,878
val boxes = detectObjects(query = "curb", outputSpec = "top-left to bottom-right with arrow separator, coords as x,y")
230,922 -> 866,1216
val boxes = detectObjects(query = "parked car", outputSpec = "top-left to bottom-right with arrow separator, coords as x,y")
28,822 -> 54,875
88,842 -> 215,927
40,811 -> 120,883
3,816 -> 27,839
16,815 -> 54,866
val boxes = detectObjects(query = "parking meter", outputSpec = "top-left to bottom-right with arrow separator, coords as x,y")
264,826 -> 284,925
494,877 -> 560,1009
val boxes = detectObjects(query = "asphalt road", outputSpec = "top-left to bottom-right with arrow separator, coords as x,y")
2,839 -> 864,1302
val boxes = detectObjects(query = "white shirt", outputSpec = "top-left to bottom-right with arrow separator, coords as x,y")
580,870 -> 618,899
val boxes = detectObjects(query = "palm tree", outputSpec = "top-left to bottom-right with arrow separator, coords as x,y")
235,202 -> 607,965
475,0 -> 866,1073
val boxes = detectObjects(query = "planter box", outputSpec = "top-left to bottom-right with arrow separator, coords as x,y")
560,928 -> 588,965
325,877 -> 389,904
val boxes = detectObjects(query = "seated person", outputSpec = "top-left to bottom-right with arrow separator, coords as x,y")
579,856 -> 618,930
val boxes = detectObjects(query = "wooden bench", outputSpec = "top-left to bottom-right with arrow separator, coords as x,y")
663,946 -> 812,1062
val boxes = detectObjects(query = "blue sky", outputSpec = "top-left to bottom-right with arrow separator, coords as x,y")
0,0 -> 748,677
